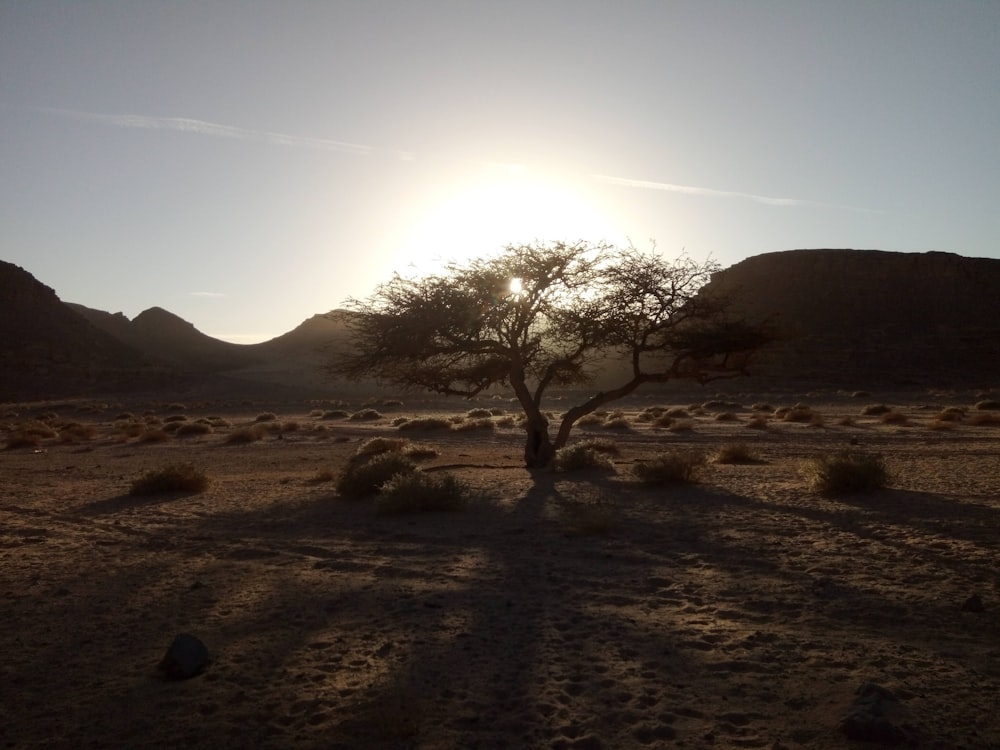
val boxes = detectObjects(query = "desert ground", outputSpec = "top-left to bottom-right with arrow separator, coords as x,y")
1,388 -> 998,749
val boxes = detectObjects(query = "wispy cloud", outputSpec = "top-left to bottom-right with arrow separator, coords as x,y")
592,173 -> 879,213
34,106 -> 374,156
189,291 -> 227,298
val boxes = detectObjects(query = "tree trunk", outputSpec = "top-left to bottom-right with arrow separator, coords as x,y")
523,424 -> 555,468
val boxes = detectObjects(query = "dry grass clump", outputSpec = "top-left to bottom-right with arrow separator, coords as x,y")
349,408 -> 383,422
702,400 -> 742,412
494,415 -> 518,428
751,403 -> 774,412
805,450 -> 889,495
336,452 -> 417,498
575,437 -> 620,456
666,419 -> 695,432
714,442 -> 762,464
452,417 -> 496,432
861,404 -> 892,416
576,413 -> 605,428
5,420 -> 58,449
974,399 -> 1000,411
163,414 -> 188,423
879,410 -> 909,425
968,411 -> 1000,426
551,444 -> 615,472
58,422 -> 97,442
129,463 -> 209,495
226,425 -> 266,444
714,412 -> 739,422
602,412 -> 632,430
254,412 -> 277,422
777,404 -> 819,423
397,416 -> 453,431
356,437 -> 410,458
175,422 -> 213,437
466,407 -> 493,419
166,402 -> 187,412
633,450 -> 706,484
375,471 -> 470,515
936,407 -> 966,422
745,415 -> 770,430
308,469 -> 337,484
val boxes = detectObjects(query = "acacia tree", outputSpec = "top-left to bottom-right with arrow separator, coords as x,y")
331,241 -> 770,468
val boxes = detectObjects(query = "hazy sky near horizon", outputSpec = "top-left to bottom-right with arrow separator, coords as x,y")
2,2 -> 998,343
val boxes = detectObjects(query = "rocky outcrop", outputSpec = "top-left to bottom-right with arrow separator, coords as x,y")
704,249 -> 1000,386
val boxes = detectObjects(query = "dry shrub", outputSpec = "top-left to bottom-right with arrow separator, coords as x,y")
166,402 -> 187,412
466,407 -> 492,419
936,407 -> 965,422
805,450 -> 889,495
714,442 -> 761,464
714,412 -> 739,422
576,413 -> 605,428
402,442 -> 439,460
226,425 -> 265,444
968,411 -> 1000,426
163,414 -> 188,423
861,403 -> 892,416
779,405 -> 815,423
974,399 -> 1000,411
852,390 -> 871,398
745,415 -> 770,430
139,429 -> 170,443
575,437 -> 620,456
602,415 -> 632,430
375,471 -> 470,515
129,463 -> 209,495
926,419 -> 956,432
702,400 -> 742,412
11,420 -> 58,442
321,409 -> 350,420
751,403 -> 774,412
667,420 -> 695,432
255,412 -> 277,422
666,407 -> 691,419
835,415 -> 855,426
356,437 -> 410,458
452,417 -> 496,432
879,410 -> 908,425
494,415 -> 517,428
336,452 -> 417,498
551,444 -> 615,472
633,450 -> 705,484
308,469 -> 336,484
397,417 -> 452,431
176,422 -> 212,437
349,408 -> 383,422
115,412 -> 136,422
58,422 -> 97,442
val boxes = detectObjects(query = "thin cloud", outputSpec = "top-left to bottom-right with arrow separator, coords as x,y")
189,291 -> 227,298
592,173 -> 879,213
34,106 -> 373,156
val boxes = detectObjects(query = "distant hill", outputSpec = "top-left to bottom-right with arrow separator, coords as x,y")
704,249 -> 1000,386
0,261 -> 170,400
69,303 -> 262,372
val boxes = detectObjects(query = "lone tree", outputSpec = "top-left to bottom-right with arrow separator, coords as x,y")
331,241 -> 770,468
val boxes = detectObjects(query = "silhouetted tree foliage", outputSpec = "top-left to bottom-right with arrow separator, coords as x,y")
330,241 -> 771,467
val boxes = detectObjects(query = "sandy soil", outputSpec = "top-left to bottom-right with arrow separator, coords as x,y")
1,391 -> 999,749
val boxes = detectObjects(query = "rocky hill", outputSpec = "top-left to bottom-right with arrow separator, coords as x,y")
705,249 -> 1000,386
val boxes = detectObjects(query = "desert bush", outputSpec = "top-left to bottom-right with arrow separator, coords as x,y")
494,415 -> 517,428
666,407 -> 691,419
780,405 -> 815,423
466,407 -> 492,419
551,444 -> 615,472
926,419 -> 956,432
489,407 -> 505,416
139,429 -> 170,443
703,400 -> 742,412
397,416 -> 452,431
58,422 -> 97,442
751,403 -> 774,412
974,399 -> 1000,411
852,391 -> 871,398
745,415 -> 770,430
666,420 -> 695,432
176,421 -> 213,437
402,442 -> 439,460
207,417 -> 231,428
633,450 -> 706,484
336,452 -> 417,498
255,412 -> 277,422
375,471 -> 470,515
576,413 -> 605,428
968,411 -> 1000,426
356,437 -> 410,458
805,450 -> 889,495
714,412 -> 739,422
602,415 -> 631,430
452,417 -> 496,432
936,407 -> 965,422
5,432 -> 43,450
835,415 -> 856,426
115,412 -> 136,421
879,410 -> 908,425
861,404 -> 892,416
714,442 -> 760,464
11,420 -> 58,441
308,469 -> 337,484
129,463 -> 209,495
166,403 -> 187,412
226,425 -> 265,444
575,437 -> 620,456
163,414 -> 188,423
349,408 -> 383,422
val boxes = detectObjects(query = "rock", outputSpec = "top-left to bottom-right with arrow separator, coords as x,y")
840,682 -> 918,745
961,594 -> 985,613
159,633 -> 209,679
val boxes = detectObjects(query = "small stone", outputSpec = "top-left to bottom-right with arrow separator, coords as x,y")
961,594 -> 985,613
159,633 -> 209,679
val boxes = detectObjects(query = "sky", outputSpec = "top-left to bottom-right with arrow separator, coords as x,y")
2,1 -> 998,343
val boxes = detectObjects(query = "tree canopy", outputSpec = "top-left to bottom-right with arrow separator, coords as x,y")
331,241 -> 771,467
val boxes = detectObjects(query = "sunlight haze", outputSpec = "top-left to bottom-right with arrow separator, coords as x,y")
2,2 -> 998,343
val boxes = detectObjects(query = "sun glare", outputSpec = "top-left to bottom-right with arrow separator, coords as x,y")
394,168 -> 625,277
509,277 -> 523,295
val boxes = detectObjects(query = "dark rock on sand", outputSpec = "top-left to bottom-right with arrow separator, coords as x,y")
841,682 -> 918,745
159,633 -> 210,679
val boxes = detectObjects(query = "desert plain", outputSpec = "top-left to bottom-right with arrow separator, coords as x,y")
1,388 -> 998,749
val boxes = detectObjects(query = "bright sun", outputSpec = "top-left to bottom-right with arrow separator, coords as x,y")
394,167 -> 626,276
